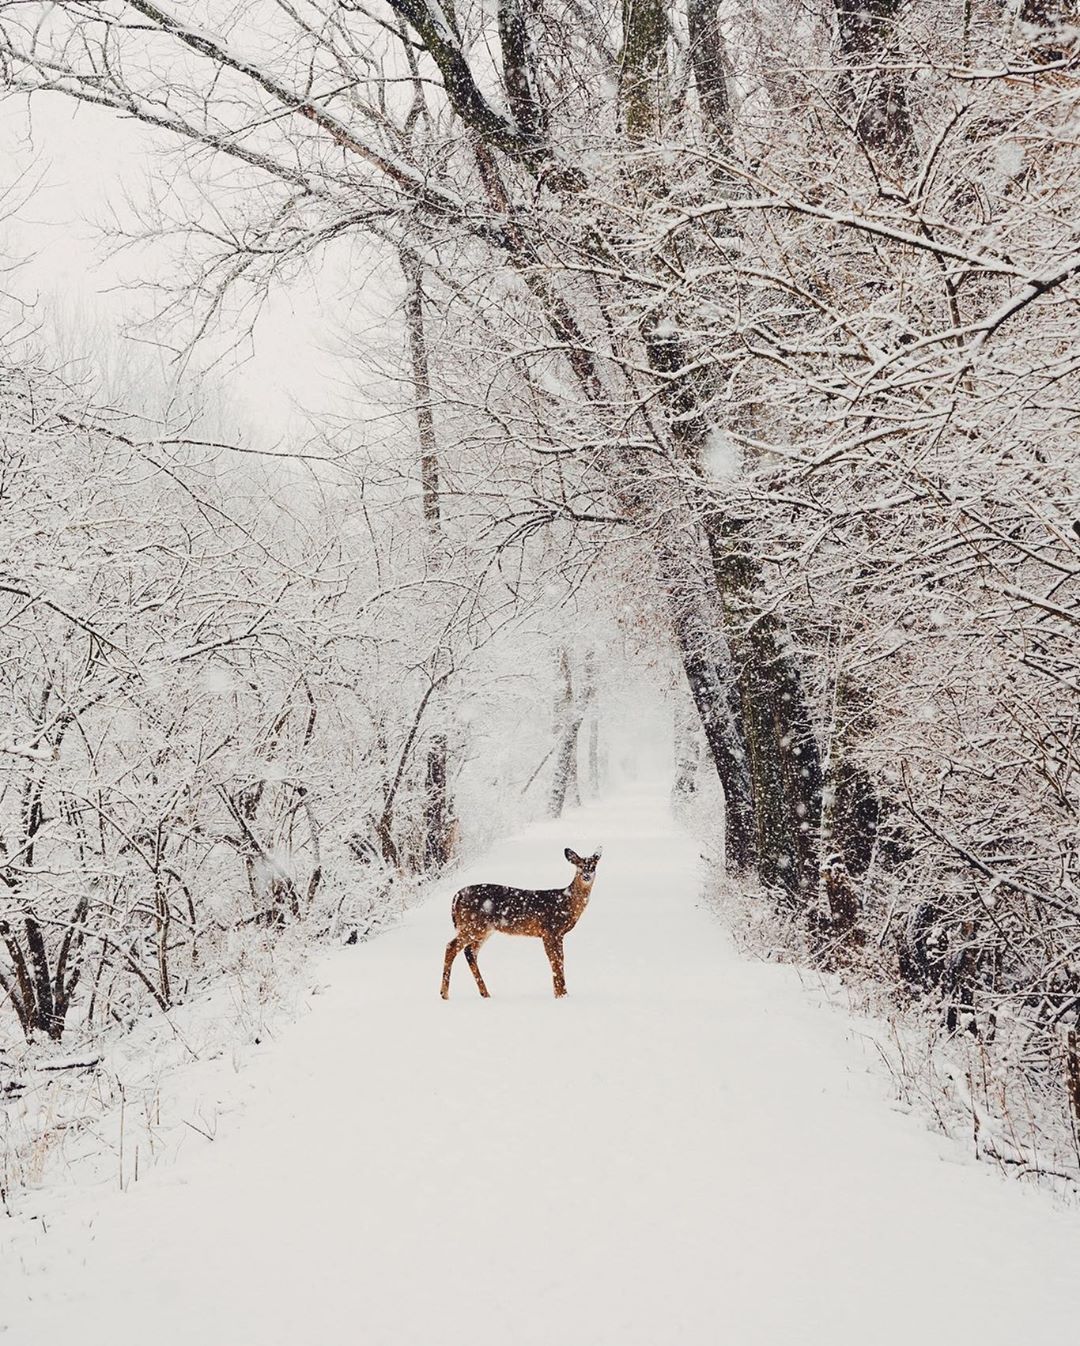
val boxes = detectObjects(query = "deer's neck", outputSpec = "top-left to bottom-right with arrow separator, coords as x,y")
568,875 -> 593,922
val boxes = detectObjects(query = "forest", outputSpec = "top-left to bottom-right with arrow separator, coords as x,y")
0,0 -> 1078,1198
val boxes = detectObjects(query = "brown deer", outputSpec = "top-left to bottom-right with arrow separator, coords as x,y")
440,848 -> 602,999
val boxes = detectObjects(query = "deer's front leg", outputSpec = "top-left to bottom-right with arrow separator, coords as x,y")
543,933 -> 567,998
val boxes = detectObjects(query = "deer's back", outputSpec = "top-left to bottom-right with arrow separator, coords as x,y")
452,882 -> 576,938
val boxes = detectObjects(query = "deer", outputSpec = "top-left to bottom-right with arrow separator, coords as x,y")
440,848 -> 602,999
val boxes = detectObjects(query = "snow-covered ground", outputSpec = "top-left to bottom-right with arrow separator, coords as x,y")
4,783 -> 1078,1344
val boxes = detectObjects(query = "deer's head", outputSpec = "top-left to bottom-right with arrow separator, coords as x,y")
565,847 -> 602,884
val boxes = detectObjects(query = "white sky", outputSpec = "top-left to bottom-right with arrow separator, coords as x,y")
1,92 -> 387,447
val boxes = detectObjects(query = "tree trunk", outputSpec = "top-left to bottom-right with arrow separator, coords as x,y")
620,0 -> 669,139
687,0 -> 735,152
550,649 -> 583,817
640,271 -> 819,890
0,905 -> 85,1041
402,249 -> 441,537
402,249 -> 457,870
834,0 -> 914,156
423,733 -> 456,869
702,511 -> 824,898
582,650 -> 600,797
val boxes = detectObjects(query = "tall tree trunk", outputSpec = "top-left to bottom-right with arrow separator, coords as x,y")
423,732 -> 455,868
668,582 -> 757,871
583,650 -> 601,797
702,511 -> 823,898
834,0 -> 914,156
639,149 -> 825,898
687,0 -> 735,153
402,250 -> 441,537
620,0 -> 669,138
641,281 -> 819,889
401,249 -> 456,871
550,649 -> 583,817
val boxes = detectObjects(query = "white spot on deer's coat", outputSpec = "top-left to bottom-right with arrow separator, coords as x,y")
482,899 -> 493,915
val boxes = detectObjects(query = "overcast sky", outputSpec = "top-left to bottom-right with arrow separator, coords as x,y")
1,91 -> 385,447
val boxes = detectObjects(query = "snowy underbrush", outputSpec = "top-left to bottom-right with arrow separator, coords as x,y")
0,869 -> 419,1217
741,899 -> 1080,1198
678,789 -> 1080,1200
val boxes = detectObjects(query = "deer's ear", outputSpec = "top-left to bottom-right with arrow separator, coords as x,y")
594,846 -> 603,859
565,848 -> 583,865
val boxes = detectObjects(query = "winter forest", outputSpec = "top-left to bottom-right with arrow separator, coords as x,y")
1,0 -> 1079,1337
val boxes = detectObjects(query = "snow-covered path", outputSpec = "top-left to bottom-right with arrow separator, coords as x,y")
6,785 -> 1079,1344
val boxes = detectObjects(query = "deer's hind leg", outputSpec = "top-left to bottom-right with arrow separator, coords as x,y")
442,935 -> 465,999
463,931 -> 491,998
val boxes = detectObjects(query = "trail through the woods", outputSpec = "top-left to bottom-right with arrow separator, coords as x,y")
5,783 -> 1079,1345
